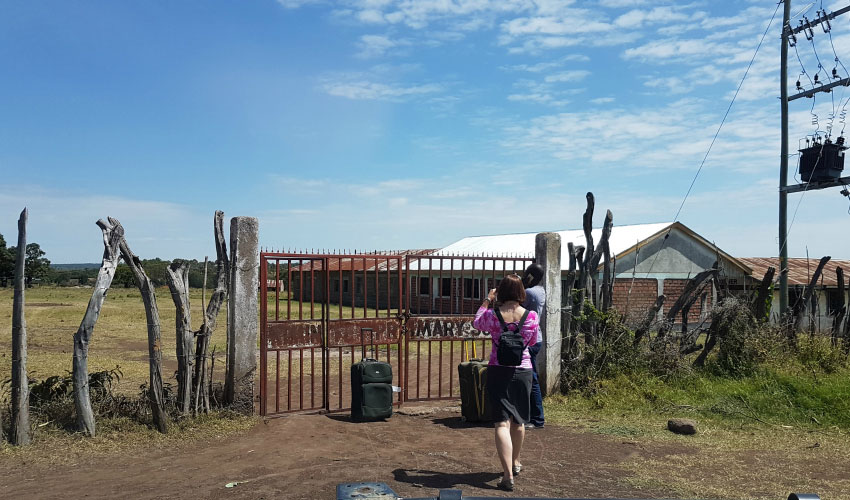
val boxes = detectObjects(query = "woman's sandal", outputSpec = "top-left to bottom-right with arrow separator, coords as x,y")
497,477 -> 514,491
512,463 -> 522,476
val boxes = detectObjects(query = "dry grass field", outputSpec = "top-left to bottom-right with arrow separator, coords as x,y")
0,285 -> 228,394
2,286 -> 850,499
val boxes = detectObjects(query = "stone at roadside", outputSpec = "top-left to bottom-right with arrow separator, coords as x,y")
667,418 -> 697,435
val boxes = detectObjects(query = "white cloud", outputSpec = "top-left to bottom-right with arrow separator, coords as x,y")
501,97 -> 778,173
358,9 -> 386,23
590,97 -> 615,104
502,15 -> 612,37
623,38 -> 737,63
321,78 -> 443,101
599,0 -> 650,7
0,187 -> 210,263
544,70 -> 590,83
356,34 -> 409,58
613,7 -> 694,29
507,92 -> 561,105
276,0 -> 324,8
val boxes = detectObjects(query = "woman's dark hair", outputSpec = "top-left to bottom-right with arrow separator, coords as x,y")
497,274 -> 526,304
522,263 -> 544,288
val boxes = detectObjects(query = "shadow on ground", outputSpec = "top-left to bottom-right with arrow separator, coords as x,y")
393,468 -> 502,490
430,416 -> 493,429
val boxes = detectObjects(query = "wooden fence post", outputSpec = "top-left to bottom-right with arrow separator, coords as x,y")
224,216 -> 258,412
166,261 -> 193,415
118,231 -> 168,433
11,208 -> 31,446
72,218 -> 123,436
535,232 -> 561,396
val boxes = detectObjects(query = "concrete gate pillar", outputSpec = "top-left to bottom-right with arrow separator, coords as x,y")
225,216 -> 259,412
535,232 -> 562,396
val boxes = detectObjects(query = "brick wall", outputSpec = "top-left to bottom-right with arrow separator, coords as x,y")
611,278 -> 658,319
661,278 -> 712,324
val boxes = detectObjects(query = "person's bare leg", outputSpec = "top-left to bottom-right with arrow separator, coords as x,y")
494,420 -> 513,480
510,420 -> 525,471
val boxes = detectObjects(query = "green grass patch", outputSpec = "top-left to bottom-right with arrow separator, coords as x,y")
549,362 -> 850,433
545,359 -> 850,499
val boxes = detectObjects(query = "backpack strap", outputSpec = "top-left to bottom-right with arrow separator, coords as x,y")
494,308 -> 534,347
493,307 -> 509,332
517,309 -> 535,349
516,309 -> 531,331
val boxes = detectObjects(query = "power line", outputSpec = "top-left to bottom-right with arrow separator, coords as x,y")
640,1 -> 783,280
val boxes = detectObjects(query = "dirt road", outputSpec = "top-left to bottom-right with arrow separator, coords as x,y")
1,404 -> 688,500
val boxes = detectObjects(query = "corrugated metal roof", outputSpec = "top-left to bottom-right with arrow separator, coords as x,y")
739,257 -> 850,287
435,222 -> 672,259
289,249 -> 438,272
425,221 -> 751,274
422,222 -> 669,272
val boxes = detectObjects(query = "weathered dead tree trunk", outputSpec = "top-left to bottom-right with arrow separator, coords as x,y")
693,328 -> 717,367
193,211 -> 229,414
579,193 -> 594,293
581,194 -> 600,343
561,242 -> 577,360
677,285 -> 708,354
751,266 -> 775,322
571,244 -> 586,337
624,244 -> 640,318
809,293 -> 818,336
681,298 -> 693,337
843,272 -> 850,352
165,260 -> 193,415
11,208 -> 31,446
791,256 -> 830,336
118,229 -> 168,433
634,295 -> 665,347
679,291 -> 709,356
832,267 -> 845,347
602,254 -> 614,313
589,210 -> 613,313
73,218 -> 123,437
657,268 -> 717,338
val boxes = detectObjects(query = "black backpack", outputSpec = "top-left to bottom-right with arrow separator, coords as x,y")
493,308 -> 532,366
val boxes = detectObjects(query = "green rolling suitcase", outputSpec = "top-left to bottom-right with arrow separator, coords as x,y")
351,328 -> 393,422
458,341 -> 493,422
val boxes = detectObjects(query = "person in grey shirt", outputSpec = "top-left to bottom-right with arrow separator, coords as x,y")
521,263 -> 545,428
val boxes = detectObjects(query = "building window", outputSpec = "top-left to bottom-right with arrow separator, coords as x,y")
419,277 -> 429,296
789,287 -> 803,311
464,278 -> 480,299
343,278 -> 349,293
828,289 -> 844,315
440,277 -> 452,297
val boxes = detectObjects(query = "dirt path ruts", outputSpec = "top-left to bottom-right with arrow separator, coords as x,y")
0,404 -> 689,500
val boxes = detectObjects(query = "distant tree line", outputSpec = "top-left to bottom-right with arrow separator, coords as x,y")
0,232 -> 214,288
0,232 -> 50,287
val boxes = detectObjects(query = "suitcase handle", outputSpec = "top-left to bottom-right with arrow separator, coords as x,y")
463,339 -> 478,361
473,363 -> 486,417
360,328 -> 377,360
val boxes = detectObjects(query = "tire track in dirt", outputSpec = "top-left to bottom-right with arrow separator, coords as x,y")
0,404 -> 688,499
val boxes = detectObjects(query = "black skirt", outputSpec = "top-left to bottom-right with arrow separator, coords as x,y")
486,365 -> 533,424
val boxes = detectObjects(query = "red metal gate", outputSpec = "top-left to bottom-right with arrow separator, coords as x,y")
403,254 -> 534,402
259,250 -> 533,416
260,252 -> 404,417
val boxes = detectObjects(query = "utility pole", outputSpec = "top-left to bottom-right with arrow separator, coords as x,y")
779,2 -> 850,317
779,0 -> 790,318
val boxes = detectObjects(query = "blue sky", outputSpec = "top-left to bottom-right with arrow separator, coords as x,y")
3,0 -> 850,263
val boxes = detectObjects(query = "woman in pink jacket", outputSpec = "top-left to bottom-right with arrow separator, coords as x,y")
472,274 -> 539,491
